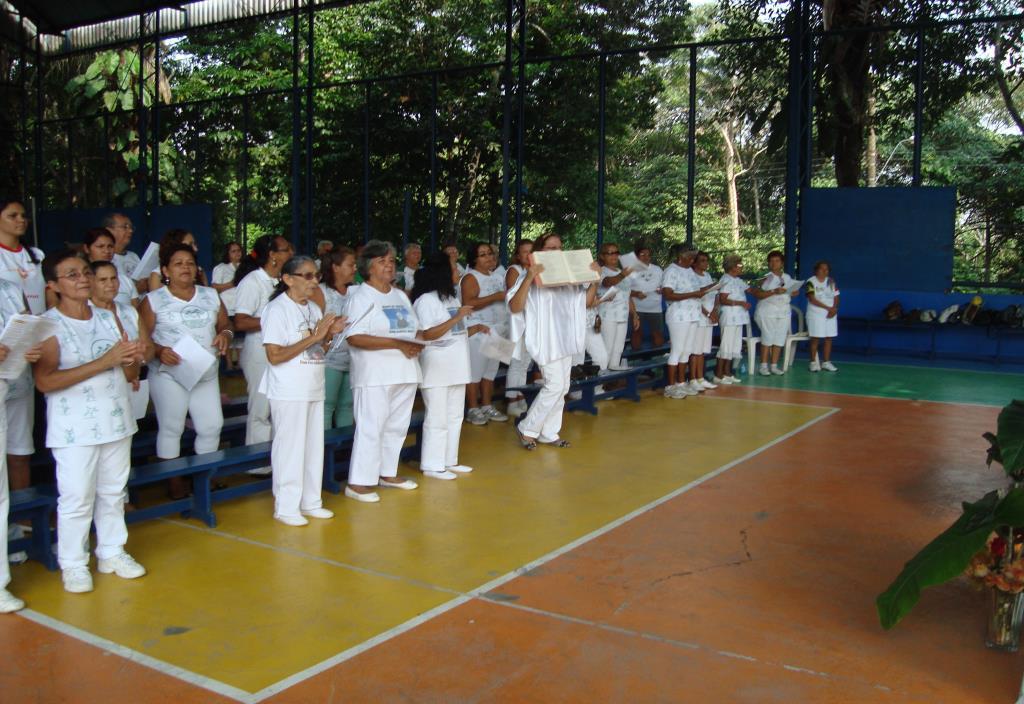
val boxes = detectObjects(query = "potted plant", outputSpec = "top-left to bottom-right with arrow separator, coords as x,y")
876,400 -> 1024,649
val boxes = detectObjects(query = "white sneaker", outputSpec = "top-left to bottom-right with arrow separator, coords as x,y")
274,513 -> 309,526
809,360 -> 821,372
770,365 -> 784,375
301,507 -> 335,519
711,375 -> 724,384
97,552 -> 147,579
822,361 -> 838,372
446,464 -> 474,474
7,524 -> 26,564
345,487 -> 380,503
506,399 -> 528,417
379,478 -> 418,490
663,384 -> 685,399
62,566 -> 94,593
465,408 -> 488,426
688,380 -> 704,394
718,376 -> 735,385
246,466 -> 273,476
594,384 -> 606,396
0,588 -> 24,613
481,405 -> 508,422
568,390 -> 583,401
423,469 -> 457,480
759,364 -> 771,376
726,376 -> 741,384
700,379 -> 718,390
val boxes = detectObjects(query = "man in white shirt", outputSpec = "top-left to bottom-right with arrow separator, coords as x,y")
104,212 -> 145,294
400,243 -> 422,292
628,242 -> 665,350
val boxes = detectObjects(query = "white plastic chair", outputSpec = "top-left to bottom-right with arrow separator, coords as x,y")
782,305 -> 809,371
743,322 -> 759,375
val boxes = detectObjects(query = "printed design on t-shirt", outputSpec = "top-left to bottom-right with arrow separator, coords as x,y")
296,321 -> 326,363
90,337 -> 116,360
382,304 -> 415,333
447,307 -> 467,334
180,304 -> 212,329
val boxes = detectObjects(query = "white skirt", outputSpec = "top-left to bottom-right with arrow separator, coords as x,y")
755,313 -> 789,347
692,326 -> 713,355
807,312 -> 838,338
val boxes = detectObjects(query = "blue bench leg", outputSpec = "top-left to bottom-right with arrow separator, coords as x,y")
627,373 -> 641,402
191,471 -> 217,528
582,385 -> 597,415
322,447 -> 341,494
31,506 -> 57,571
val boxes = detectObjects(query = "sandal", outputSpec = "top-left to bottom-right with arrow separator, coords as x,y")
540,439 -> 571,448
516,428 -> 537,451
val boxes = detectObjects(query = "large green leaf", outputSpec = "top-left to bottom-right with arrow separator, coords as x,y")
83,79 -> 105,99
102,91 -> 118,112
998,400 -> 1024,479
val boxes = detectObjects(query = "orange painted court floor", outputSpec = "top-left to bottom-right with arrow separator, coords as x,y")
1,374 -> 1021,703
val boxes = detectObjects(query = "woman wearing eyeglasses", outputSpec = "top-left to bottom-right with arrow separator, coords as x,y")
35,249 -> 147,594
83,228 -> 138,310
140,244 -> 232,499
597,243 -> 639,372
262,256 -> 345,525
233,235 -> 295,457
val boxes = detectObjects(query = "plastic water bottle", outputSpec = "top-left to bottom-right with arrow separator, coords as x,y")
738,357 -> 748,376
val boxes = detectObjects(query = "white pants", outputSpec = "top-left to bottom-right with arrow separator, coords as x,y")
270,399 -> 324,518
420,385 -> 466,471
0,394 -> 9,588
717,325 -> 743,359
505,353 -> 533,398
755,312 -> 789,347
468,334 -> 500,382
5,391 -> 34,455
585,328 -> 609,370
150,371 -> 224,459
807,312 -> 838,338
52,437 -> 132,569
667,320 -> 697,365
600,319 -> 628,370
518,356 -> 572,442
692,326 -> 713,356
241,335 -> 272,444
349,383 -> 416,486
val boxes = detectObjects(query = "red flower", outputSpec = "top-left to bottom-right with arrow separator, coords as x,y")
991,536 -> 1008,559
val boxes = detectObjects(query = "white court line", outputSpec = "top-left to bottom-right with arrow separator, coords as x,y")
738,378 -> 1004,409
17,405 -> 840,703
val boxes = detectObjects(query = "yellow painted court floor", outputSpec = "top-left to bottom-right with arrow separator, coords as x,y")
7,394 -> 829,695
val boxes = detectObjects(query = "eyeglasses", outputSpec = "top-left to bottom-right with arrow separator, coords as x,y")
57,270 -> 94,281
289,272 -> 320,280
606,250 -> 620,255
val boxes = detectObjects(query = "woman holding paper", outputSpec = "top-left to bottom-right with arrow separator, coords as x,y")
629,243 -> 665,350
262,256 -> 345,525
344,240 -> 424,502
689,251 -> 718,392
598,243 -> 640,372
714,254 -> 752,384
753,250 -> 798,376
461,242 -> 508,426
312,246 -> 357,429
140,244 -> 232,499
35,249 -> 147,594
805,260 -> 840,372
84,228 -> 138,310
661,245 -> 717,398
233,235 -> 294,454
412,252 -> 483,479
504,240 -> 535,418
507,233 -> 599,450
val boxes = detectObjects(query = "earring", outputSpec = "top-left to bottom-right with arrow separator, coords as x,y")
270,258 -> 277,267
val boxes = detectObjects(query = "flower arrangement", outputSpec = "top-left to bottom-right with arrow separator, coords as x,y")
967,532 -> 1024,593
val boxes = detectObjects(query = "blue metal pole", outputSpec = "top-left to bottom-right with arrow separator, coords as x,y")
498,0 -> 514,264
305,3 -> 315,251
363,83 -> 371,243
514,0 -> 525,242
782,0 -> 805,274
685,46 -> 696,247
912,24 -> 924,186
290,1 -> 301,250
596,53 -> 607,250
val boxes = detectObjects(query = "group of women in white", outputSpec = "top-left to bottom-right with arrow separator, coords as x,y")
0,192 -> 841,614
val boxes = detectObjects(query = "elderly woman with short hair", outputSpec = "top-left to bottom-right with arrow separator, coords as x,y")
343,240 -> 424,503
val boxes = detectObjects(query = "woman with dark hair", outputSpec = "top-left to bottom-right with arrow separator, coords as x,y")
141,244 -> 232,499
411,252 -> 481,480
233,235 -> 295,457
805,260 -> 840,372
84,228 -> 138,310
312,246 -> 357,429
211,241 -> 242,294
504,239 -> 534,417
507,233 -> 599,450
0,197 -> 44,314
35,249 -> 146,594
89,260 -> 151,358
262,255 -> 345,525
343,239 -> 423,502
147,229 -> 207,291
460,241 -> 508,425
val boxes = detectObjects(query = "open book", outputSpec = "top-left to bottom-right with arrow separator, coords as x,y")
531,249 -> 600,287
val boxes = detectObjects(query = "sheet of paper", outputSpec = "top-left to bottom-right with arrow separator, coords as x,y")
705,279 -> 724,293
131,242 -> 160,280
479,332 -> 516,364
598,287 -> 619,303
165,335 -> 217,392
0,314 -> 59,380
786,279 -> 805,294
533,249 -> 600,286
619,251 -> 639,270
130,379 -> 150,420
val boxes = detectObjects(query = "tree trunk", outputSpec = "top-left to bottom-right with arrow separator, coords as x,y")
865,75 -> 878,186
719,121 -> 741,244
751,173 -> 763,232
823,11 -> 874,187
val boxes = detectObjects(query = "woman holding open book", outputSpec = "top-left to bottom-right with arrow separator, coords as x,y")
507,234 -> 599,450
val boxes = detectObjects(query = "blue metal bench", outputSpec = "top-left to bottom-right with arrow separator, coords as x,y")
8,486 -> 58,571
507,357 -> 668,416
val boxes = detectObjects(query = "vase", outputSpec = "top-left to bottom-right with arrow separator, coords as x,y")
986,589 -> 1024,651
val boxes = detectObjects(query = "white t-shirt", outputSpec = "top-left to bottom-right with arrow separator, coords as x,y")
43,307 -> 136,448
0,243 -> 45,314
598,266 -> 632,323
662,264 -> 701,323
806,276 -> 840,320
756,271 -> 796,319
718,274 -> 751,326
147,285 -> 222,383
112,301 -> 140,340
212,262 -> 238,286
0,278 -> 32,400
507,278 -> 587,366
113,250 -> 141,280
320,283 -> 353,372
261,294 -> 326,401
630,263 -> 664,314
401,266 -> 418,293
114,271 -> 139,309
463,268 -> 507,327
413,292 -> 471,388
344,284 -> 421,388
694,271 -> 717,328
234,268 -> 277,346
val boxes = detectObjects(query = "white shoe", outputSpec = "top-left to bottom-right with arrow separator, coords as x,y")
345,487 -> 380,503
465,408 -> 488,425
62,566 -> 94,593
0,588 -> 24,613
7,524 -> 26,564
274,514 -> 309,526
97,552 -> 147,579
594,384 -> 606,396
246,466 -> 273,476
770,365 -> 784,375
711,375 -> 724,384
688,380 -> 705,393
700,379 -> 718,390
718,376 -> 735,385
759,364 -> 771,376
663,384 -> 684,399
809,360 -> 821,372
506,399 -> 528,417
301,507 -> 335,519
446,464 -> 474,474
481,405 -> 508,422
568,390 -> 582,401
726,376 -> 741,384
379,478 -> 418,490
822,361 -> 838,372
8,550 -> 27,565
423,469 -> 457,480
